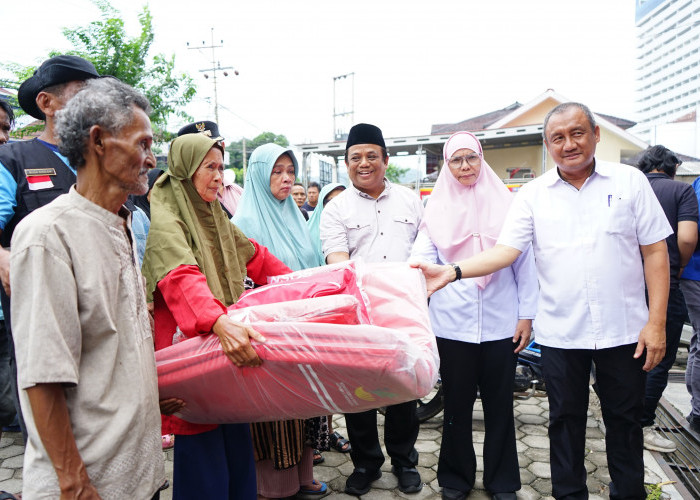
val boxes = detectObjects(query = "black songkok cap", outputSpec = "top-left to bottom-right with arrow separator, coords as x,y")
177,120 -> 224,141
346,123 -> 386,150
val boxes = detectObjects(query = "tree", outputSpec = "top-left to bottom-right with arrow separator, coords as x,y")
226,132 -> 290,184
385,163 -> 410,183
6,0 -> 196,141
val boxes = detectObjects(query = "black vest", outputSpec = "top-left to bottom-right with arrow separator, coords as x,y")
0,139 -> 76,247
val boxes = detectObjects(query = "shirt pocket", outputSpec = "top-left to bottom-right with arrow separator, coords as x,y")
605,198 -> 635,236
392,214 -> 419,243
345,218 -> 373,253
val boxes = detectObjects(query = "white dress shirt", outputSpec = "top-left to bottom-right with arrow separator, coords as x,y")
411,231 -> 538,343
497,160 -> 673,349
320,181 -> 424,263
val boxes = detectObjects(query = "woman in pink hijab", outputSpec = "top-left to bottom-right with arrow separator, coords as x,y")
410,131 -> 538,500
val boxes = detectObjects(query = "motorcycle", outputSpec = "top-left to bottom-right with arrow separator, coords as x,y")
392,339 -> 546,423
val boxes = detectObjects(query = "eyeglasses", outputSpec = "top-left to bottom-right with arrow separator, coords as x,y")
448,153 -> 482,168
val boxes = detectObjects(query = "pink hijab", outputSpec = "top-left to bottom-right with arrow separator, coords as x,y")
419,131 -> 513,289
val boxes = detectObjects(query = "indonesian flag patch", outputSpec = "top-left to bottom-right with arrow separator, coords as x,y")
26,175 -> 54,191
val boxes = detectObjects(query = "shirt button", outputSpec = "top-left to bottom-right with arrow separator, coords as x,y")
383,256 -> 386,259
378,210 -> 381,213
380,232 -> 383,235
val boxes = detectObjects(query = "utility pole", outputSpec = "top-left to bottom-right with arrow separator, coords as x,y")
187,28 -> 237,124
333,72 -> 355,141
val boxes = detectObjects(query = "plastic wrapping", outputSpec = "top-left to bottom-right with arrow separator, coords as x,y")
156,261 -> 439,423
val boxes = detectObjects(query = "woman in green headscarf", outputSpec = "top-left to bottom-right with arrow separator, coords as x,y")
142,133 -> 291,500
232,143 -> 329,499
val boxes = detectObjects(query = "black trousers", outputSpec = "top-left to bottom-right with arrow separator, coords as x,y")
541,344 -> 646,500
345,400 -> 419,471
436,337 -> 520,494
0,288 -> 26,442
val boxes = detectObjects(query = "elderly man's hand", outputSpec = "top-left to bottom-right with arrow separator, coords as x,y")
159,397 -> 186,416
0,247 -> 10,296
212,314 -> 266,367
409,261 -> 454,297
634,321 -> 666,372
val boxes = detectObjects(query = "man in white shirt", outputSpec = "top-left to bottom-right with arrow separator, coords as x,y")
414,103 -> 671,500
321,123 -> 424,496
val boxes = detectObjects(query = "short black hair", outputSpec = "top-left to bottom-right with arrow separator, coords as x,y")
293,182 -> 305,188
308,181 -> 320,190
0,99 -> 14,127
637,145 -> 681,177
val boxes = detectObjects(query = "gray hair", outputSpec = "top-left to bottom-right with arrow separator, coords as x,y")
56,78 -> 151,168
542,102 -> 596,142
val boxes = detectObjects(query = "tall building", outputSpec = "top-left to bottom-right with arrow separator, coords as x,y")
634,0 -> 700,155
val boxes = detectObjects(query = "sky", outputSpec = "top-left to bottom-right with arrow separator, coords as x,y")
1,0 -> 640,146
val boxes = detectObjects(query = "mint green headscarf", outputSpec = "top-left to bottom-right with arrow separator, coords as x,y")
232,143 -> 323,270
307,182 -> 346,257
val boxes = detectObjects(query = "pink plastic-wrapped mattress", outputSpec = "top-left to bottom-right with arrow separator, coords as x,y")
156,261 -> 438,424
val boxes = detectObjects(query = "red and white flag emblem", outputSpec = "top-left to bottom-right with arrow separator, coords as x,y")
27,175 -> 54,191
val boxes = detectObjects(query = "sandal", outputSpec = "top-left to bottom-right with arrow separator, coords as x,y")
329,431 -> 351,453
296,480 -> 329,499
0,492 -> 18,500
313,449 -> 324,465
162,434 -> 175,450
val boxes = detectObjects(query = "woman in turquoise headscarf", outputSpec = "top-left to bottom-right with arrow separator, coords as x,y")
232,143 -> 328,499
307,182 -> 346,258
233,143 -> 323,270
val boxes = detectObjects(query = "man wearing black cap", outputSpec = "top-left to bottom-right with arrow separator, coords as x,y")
0,55 -> 100,439
320,123 -> 424,495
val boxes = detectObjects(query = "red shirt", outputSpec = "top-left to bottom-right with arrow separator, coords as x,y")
156,238 -> 291,435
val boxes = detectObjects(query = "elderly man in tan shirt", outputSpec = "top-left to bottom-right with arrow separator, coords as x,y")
11,78 -> 171,499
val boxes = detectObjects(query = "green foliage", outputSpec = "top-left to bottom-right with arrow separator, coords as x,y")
5,0 -> 196,141
385,163 -> 410,183
226,132 -> 290,184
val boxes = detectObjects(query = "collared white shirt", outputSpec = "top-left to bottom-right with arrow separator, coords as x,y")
497,160 -> 672,349
320,180 -> 424,263
411,231 -> 538,343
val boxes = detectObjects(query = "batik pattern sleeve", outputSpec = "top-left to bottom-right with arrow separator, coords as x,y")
11,243 -> 80,389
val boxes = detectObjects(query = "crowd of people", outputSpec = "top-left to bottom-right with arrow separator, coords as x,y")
0,53 -> 699,500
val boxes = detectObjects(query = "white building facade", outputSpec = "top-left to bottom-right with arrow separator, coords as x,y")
633,0 -> 700,156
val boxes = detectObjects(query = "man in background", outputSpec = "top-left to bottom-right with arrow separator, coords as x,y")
302,181 -> 319,212
636,145 -> 698,452
0,100 -> 13,145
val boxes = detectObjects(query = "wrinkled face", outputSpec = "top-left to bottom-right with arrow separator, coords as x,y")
307,186 -> 319,205
447,148 -> 481,186
0,109 -> 10,145
269,153 -> 296,201
192,147 -> 225,202
99,106 -> 155,196
544,107 -> 600,175
291,185 -> 306,207
345,144 -> 388,198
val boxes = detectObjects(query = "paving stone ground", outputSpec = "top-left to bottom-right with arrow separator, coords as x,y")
0,387 -> 677,499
